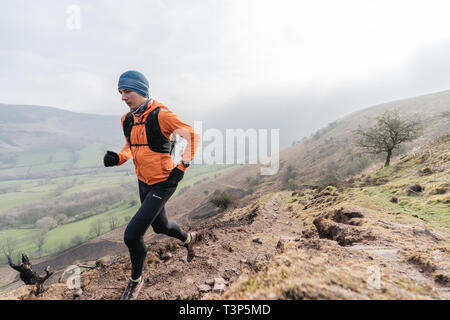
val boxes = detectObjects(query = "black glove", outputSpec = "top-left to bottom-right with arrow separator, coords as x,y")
103,150 -> 119,167
166,166 -> 184,187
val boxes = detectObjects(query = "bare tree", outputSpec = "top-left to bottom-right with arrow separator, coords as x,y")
108,214 -> 119,230
35,216 -> 57,230
36,230 -> 47,255
55,214 -> 68,225
89,220 -> 104,237
353,111 -> 422,167
34,216 -> 57,256
7,254 -> 54,296
0,233 -> 19,262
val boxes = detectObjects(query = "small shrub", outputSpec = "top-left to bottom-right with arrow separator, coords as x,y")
70,234 -> 84,247
282,166 -> 298,190
249,175 -> 262,187
210,193 -> 233,209
57,242 -> 67,253
317,174 -> 340,187
55,214 -> 68,225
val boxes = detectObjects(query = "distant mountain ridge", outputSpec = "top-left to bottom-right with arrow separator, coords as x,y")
0,104 -> 124,154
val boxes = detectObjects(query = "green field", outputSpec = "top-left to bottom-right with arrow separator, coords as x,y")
41,200 -> 139,254
0,200 -> 139,264
0,159 -> 234,264
0,146 -> 116,179
0,164 -> 229,213
0,190 -> 54,211
0,228 -> 39,261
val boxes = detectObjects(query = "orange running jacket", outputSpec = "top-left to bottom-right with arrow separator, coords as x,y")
116,99 -> 200,186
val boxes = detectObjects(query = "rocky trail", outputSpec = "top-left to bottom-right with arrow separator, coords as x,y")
1,191 -> 299,300
80,191 -> 295,300
2,188 -> 449,300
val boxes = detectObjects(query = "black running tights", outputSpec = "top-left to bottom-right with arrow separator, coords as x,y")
123,179 -> 188,280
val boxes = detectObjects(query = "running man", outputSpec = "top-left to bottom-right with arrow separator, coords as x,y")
103,70 -> 201,300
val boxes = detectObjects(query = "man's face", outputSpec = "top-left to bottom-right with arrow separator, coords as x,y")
119,89 -> 147,110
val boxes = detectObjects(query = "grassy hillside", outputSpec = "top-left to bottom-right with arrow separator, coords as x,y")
208,90 -> 449,201
285,134 -> 450,229
3,133 -> 448,300
222,134 -> 450,299
145,90 -> 450,237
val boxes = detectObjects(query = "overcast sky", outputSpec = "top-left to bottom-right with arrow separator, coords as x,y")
1,0 -> 450,148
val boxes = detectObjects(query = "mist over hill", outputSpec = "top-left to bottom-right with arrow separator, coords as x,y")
0,103 -> 123,154
263,89 -> 450,190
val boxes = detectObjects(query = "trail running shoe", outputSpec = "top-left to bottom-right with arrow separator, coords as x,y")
120,277 -> 144,300
184,232 -> 198,262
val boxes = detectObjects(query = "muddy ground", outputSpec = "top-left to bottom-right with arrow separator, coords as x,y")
2,188 -> 448,300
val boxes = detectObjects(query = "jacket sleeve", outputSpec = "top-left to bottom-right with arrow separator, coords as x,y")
117,114 -> 132,165
117,141 -> 132,165
158,108 -> 201,172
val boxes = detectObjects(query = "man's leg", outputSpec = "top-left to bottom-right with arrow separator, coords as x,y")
123,217 -> 151,281
123,184 -> 178,280
152,206 -> 198,262
151,207 -> 188,242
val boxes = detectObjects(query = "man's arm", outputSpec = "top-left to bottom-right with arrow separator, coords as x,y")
115,114 -> 133,166
117,140 -> 132,165
104,115 -> 132,167
159,109 -> 201,171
